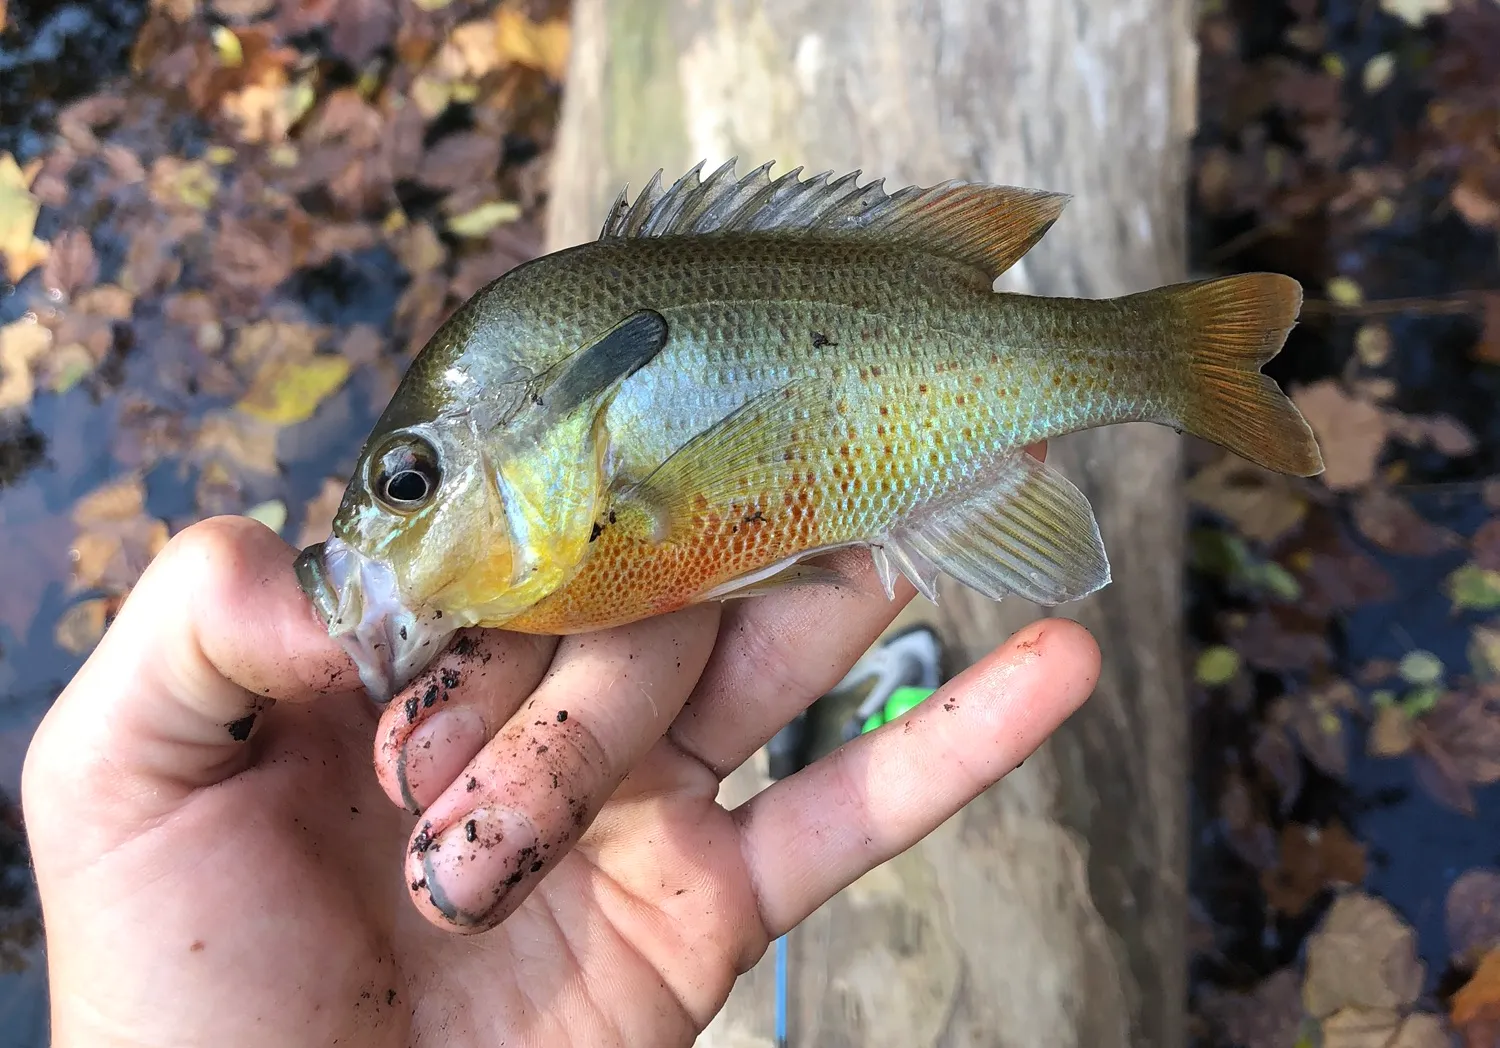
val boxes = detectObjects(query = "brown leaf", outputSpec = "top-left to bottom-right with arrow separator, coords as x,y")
69,475 -> 170,595
1199,969 -> 1306,1048
418,132 -> 502,192
1474,519 -> 1500,572
448,222 -> 543,300
1477,294 -> 1500,366
1303,892 -> 1424,1019
327,0 -> 399,65
1291,380 -> 1390,490
122,222 -> 183,296
1237,606 -> 1334,672
41,229 -> 99,299
1352,487 -> 1462,555
296,477 -> 346,548
0,317 -> 53,413
54,598 -> 112,655
1321,1009 -> 1449,1048
1454,177 -> 1500,231
1287,682 -> 1357,779
1369,705 -> 1415,758
1449,869 -> 1500,969
1221,767 -> 1279,871
211,212 -> 303,294
1253,722 -> 1305,808
1453,949 -> 1500,1045
1262,821 -> 1367,917
1421,690 -> 1500,786
192,409 -> 280,475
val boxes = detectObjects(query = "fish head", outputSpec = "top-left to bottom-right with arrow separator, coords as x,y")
294,408 -> 516,702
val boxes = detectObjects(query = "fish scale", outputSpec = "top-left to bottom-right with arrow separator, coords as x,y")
295,160 -> 1323,702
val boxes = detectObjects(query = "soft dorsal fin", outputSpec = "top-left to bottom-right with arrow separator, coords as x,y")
599,158 -> 1069,279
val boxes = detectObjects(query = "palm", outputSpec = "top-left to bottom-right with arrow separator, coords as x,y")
24,517 -> 1096,1047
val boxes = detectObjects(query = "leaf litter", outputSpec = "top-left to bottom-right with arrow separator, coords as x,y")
1188,1 -> 1500,1044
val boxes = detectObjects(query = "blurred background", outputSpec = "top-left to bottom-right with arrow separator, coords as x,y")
0,0 -> 1498,1045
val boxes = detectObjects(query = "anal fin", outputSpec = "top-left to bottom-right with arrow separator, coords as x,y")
877,453 -> 1111,606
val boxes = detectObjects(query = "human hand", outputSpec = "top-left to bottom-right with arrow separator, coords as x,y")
23,460 -> 1099,1046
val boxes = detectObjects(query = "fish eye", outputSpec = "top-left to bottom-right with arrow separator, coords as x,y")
372,435 -> 442,512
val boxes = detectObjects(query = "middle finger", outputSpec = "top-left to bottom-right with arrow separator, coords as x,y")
403,604 -> 722,931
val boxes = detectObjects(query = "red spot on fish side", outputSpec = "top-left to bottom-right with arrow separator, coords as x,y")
918,384 -> 929,394
879,404 -> 889,416
973,374 -> 983,387
869,365 -> 883,378
955,394 -> 967,406
1053,374 -> 1063,387
839,444 -> 850,458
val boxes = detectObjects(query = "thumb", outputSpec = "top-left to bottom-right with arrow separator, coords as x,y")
22,515 -> 360,842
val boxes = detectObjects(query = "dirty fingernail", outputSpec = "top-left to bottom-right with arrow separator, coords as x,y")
417,808 -> 541,927
397,708 -> 488,813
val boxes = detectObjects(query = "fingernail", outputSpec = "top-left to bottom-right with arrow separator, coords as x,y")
397,708 -> 488,813
417,808 -> 541,927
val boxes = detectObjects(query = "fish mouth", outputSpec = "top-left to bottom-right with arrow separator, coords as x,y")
294,538 -> 456,704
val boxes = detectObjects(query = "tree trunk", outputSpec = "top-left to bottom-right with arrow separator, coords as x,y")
546,2 -> 1196,1045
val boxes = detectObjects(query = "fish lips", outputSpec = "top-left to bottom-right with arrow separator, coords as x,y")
294,538 -> 455,704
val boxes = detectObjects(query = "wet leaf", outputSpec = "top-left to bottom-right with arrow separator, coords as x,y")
1199,969 -> 1308,1048
236,356 -> 351,426
0,318 -> 53,413
1291,380 -> 1389,490
1448,869 -> 1500,969
1237,606 -> 1334,672
41,229 -> 99,300
1471,624 -> 1500,681
148,156 -> 220,211
1477,294 -> 1500,366
1328,276 -> 1365,305
1453,949 -> 1500,1045
1320,1008 -> 1449,1048
1379,0 -> 1452,26
1196,645 -> 1242,686
1362,53 -> 1397,93
0,152 -> 48,282
1262,821 -> 1366,917
69,475 -> 170,595
1355,323 -> 1393,367
1188,454 -> 1308,545
296,477 -> 346,548
1286,682 -> 1358,778
495,5 -> 571,80
1399,650 -> 1444,686
1302,892 -> 1423,1019
193,409 -> 280,475
0,0 -> 7,33
1448,564 -> 1500,611
1369,704 -> 1415,757
1388,413 -> 1480,458
54,598 -> 111,655
447,199 -> 523,238
244,499 -> 286,534
1474,519 -> 1500,571
1353,488 -> 1462,556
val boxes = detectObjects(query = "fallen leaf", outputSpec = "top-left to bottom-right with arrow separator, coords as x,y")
1363,53 -> 1397,93
1188,454 -> 1309,545
1236,606 -> 1334,672
1379,0 -> 1452,26
1353,488 -> 1461,555
1399,650 -> 1444,686
1262,822 -> 1367,917
1388,413 -> 1479,457
1303,892 -> 1423,1019
447,199 -> 522,238
1369,704 -> 1415,757
1196,645 -> 1241,686
0,152 -> 49,282
1199,969 -> 1308,1048
419,132 -> 503,193
1448,869 -> 1500,969
1454,178 -> 1500,231
1285,682 -> 1358,778
1453,949 -> 1500,1045
244,499 -> 286,534
1471,624 -> 1500,681
41,229 -> 99,299
1478,294 -> 1500,365
296,477 -> 346,548
54,598 -> 111,655
446,20 -> 503,78
1291,380 -> 1389,490
1254,721 -> 1305,808
495,5 -> 571,80
1356,323 -> 1393,367
69,475 -> 170,594
1321,1008 -> 1450,1048
1474,519 -> 1500,571
0,317 -> 53,413
236,356 -> 351,425
147,156 -> 220,212
1448,564 -> 1500,611
1328,276 -> 1365,305
0,0 -> 7,33
193,409 -> 280,475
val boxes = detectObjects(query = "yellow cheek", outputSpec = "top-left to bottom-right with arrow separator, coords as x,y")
432,539 -> 514,612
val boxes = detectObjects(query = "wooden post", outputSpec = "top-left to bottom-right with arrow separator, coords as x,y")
547,1 -> 1196,1044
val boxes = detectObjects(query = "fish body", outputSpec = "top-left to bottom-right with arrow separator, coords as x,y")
295,160 -> 1324,701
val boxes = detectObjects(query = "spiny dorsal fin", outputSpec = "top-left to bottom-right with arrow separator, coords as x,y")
599,159 -> 1070,279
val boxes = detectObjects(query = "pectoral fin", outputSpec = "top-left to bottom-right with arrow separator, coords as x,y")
877,452 -> 1111,606
532,309 -> 669,426
627,381 -> 839,544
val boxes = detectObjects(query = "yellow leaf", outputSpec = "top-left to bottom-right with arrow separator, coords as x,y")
1378,0 -> 1451,27
411,0 -> 455,8
55,598 -> 111,655
244,499 -> 287,534
1362,53 -> 1396,93
0,317 -> 54,413
447,200 -> 522,238
1328,277 -> 1364,306
0,151 -> 49,282
495,6 -> 571,80
213,25 -> 244,67
236,356 -> 351,425
450,19 -> 502,78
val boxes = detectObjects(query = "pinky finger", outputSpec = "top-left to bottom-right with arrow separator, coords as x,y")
732,618 -> 1100,939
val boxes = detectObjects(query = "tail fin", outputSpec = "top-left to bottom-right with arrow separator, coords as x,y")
1156,273 -> 1324,477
